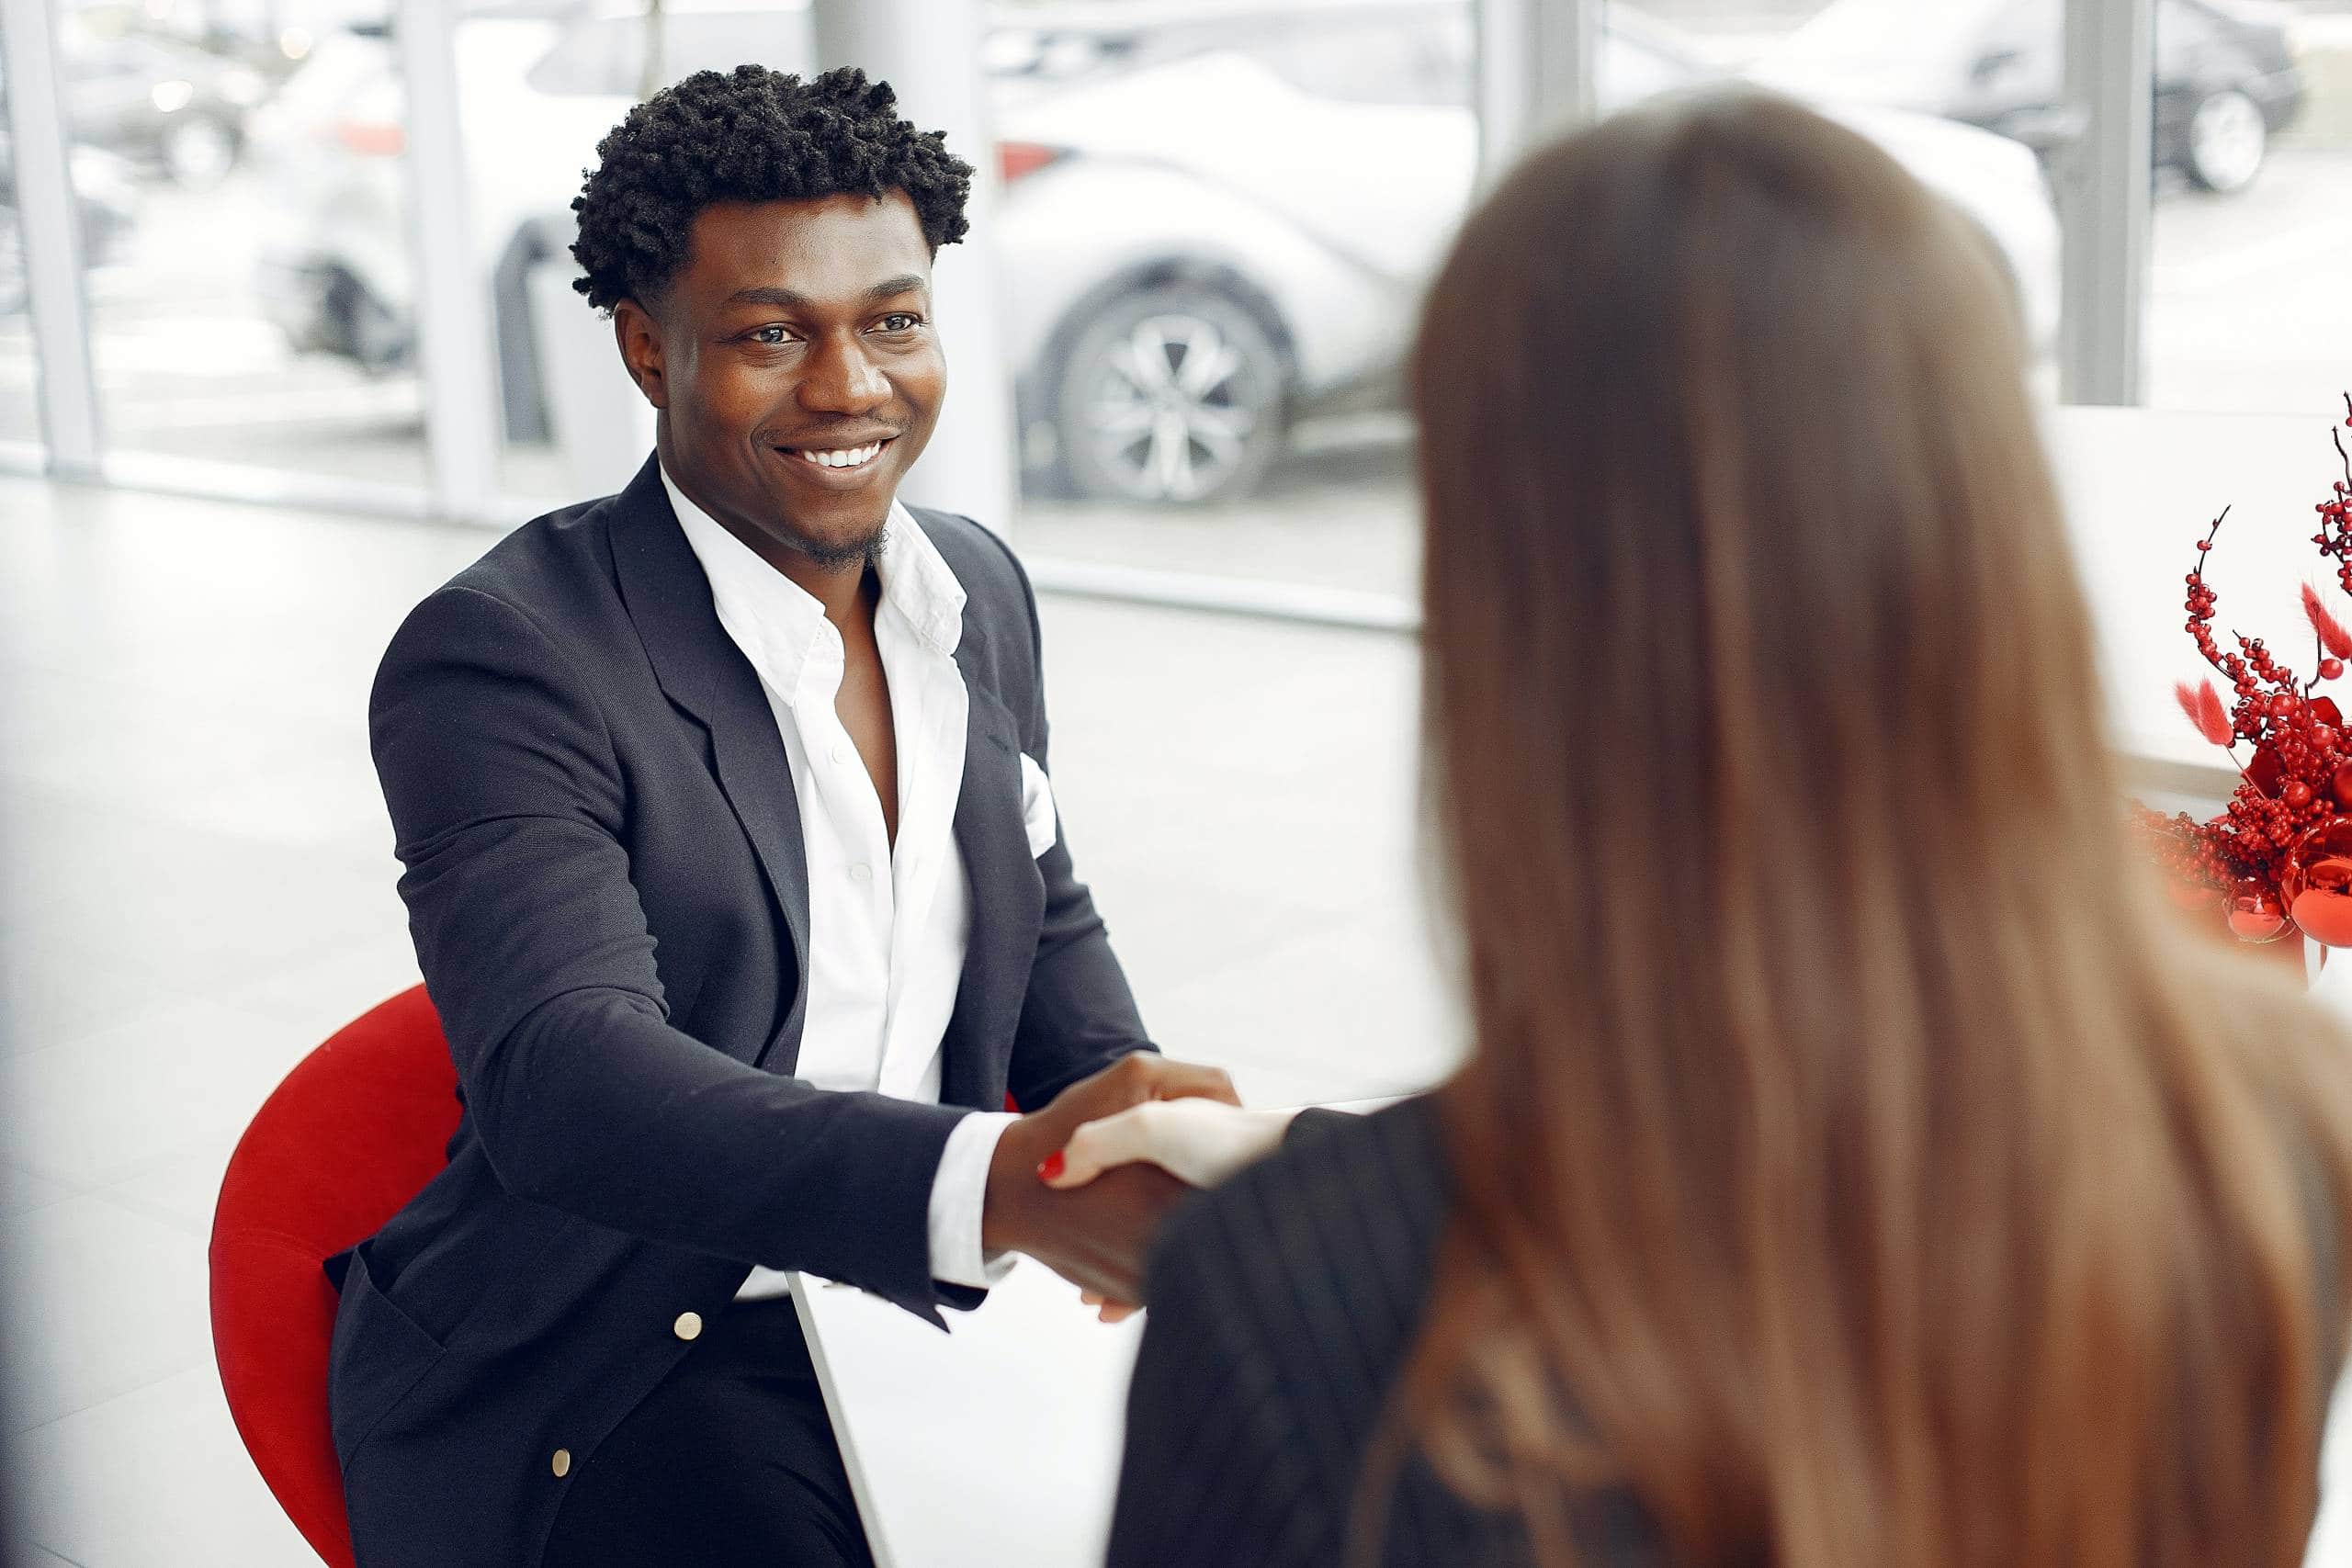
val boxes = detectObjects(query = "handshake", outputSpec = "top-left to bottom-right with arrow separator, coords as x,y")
978,1054 -> 1296,1319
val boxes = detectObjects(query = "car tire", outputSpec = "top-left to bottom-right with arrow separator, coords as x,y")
1052,283 -> 1290,506
2184,88 -> 2267,194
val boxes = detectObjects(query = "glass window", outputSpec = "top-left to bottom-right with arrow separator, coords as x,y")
1635,1 -> 2065,367
51,0 -> 427,486
471,3 -> 817,504
1243,11 -> 1474,107
2144,0 -> 2350,414
990,1 -> 1480,600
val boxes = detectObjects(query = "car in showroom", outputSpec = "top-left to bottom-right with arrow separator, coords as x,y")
246,1 -> 812,400
42,6 -> 278,190
1749,0 -> 2305,196
989,0 -> 2061,503
251,0 -> 2059,508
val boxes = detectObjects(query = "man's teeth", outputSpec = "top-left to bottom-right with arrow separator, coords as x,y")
796,442 -> 884,470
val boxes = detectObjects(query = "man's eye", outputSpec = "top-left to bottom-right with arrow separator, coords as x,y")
751,325 -> 793,344
879,313 -> 922,333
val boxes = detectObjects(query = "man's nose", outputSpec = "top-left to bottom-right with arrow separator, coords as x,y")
798,332 -> 890,414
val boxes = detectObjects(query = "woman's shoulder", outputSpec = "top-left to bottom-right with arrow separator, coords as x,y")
1144,1094 -> 1455,1353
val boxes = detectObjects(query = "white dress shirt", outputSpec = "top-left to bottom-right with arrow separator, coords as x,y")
661,466 -> 1017,1298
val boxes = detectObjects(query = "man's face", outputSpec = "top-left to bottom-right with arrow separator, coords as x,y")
617,190 -> 944,570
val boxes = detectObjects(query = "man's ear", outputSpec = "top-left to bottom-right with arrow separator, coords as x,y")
613,298 -> 669,410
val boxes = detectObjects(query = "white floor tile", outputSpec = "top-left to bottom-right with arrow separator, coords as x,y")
1150,914 -> 1467,1105
209,932 -> 422,1044
2,1197 -> 212,1431
0,784 -> 398,1002
0,931 -> 194,1061
4,999 -> 313,1188
15,1368 -> 317,1568
0,1161 -> 76,1220
101,1145 -> 234,1241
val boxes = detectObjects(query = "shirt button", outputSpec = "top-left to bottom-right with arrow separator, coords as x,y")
830,742 -> 849,764
850,863 -> 874,884
551,1449 -> 571,1478
673,1311 -> 703,1341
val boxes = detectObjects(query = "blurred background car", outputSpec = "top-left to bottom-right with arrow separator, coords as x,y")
247,1 -> 811,419
41,5 -> 280,190
0,132 -> 142,316
989,0 -> 2062,503
1750,0 -> 2306,195
248,0 -> 2058,506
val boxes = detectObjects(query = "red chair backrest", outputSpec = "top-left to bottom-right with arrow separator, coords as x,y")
208,985 -> 460,1568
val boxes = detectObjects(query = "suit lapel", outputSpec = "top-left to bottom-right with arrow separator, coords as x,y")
942,626 -> 1047,1111
606,457 -> 811,1066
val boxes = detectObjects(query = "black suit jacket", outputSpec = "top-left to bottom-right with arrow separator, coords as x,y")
330,456 -> 1151,1568
1107,1097 -> 1658,1568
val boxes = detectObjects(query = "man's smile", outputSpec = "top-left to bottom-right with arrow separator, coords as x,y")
772,434 -> 899,486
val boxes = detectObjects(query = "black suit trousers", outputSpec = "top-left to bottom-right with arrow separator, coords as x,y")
540,1296 -> 876,1568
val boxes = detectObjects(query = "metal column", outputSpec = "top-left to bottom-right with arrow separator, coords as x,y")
2055,0 -> 2153,404
0,0 -> 103,478
396,0 -> 504,521
1476,0 -> 1601,185
810,0 -> 1019,536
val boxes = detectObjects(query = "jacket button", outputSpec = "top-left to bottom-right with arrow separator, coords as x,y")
551,1449 -> 571,1478
673,1311 -> 704,1342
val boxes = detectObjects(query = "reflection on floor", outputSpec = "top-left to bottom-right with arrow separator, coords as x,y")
0,473 -> 1459,1566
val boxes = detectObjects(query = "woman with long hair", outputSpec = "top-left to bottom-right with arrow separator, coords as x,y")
1063,90 -> 2352,1568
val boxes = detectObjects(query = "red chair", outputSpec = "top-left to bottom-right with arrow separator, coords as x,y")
209,986 -> 459,1568
208,984 -> 1023,1565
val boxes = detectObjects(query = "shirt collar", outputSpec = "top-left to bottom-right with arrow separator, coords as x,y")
659,461 -> 967,703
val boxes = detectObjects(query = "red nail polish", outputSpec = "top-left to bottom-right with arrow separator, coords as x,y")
1038,1150 -> 1066,1181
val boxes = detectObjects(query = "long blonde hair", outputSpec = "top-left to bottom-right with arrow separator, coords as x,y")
1394,90 -> 2352,1568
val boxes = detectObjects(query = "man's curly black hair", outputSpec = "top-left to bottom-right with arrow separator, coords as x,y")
570,65 -> 972,314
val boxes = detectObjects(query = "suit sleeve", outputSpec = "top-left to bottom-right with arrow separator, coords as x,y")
371,583 -> 969,1323
988,534 -> 1159,1111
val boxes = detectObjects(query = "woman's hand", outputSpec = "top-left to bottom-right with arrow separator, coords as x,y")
1043,1099 -> 1299,1193
1042,1099 -> 1299,1322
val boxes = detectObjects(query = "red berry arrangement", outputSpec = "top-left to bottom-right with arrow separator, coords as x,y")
2135,394 -> 2352,949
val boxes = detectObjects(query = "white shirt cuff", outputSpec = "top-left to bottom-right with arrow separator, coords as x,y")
928,1110 -> 1021,1290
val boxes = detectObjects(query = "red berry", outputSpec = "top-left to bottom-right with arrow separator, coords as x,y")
2288,782 -> 2313,807
2325,660 -> 2346,682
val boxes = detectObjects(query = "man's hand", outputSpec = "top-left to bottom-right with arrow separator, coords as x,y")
981,1055 -> 1238,1304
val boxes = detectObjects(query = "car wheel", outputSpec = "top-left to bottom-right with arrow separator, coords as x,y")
1054,284 -> 1289,505
162,115 -> 238,191
2184,88 -> 2267,194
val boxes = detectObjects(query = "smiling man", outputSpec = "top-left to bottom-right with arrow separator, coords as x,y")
328,66 -> 1231,1568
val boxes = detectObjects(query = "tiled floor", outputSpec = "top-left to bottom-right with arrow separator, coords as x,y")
0,473 -> 1457,1564
3,472 -> 2347,1566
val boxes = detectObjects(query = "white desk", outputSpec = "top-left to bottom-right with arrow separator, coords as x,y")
795,1099 -> 1404,1568
792,1260 -> 1142,1568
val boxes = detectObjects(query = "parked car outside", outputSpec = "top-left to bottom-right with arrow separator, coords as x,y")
247,2 -> 812,408
989,0 -> 2063,503
1750,0 -> 2306,196
44,6 -> 277,189
250,0 -> 2059,509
